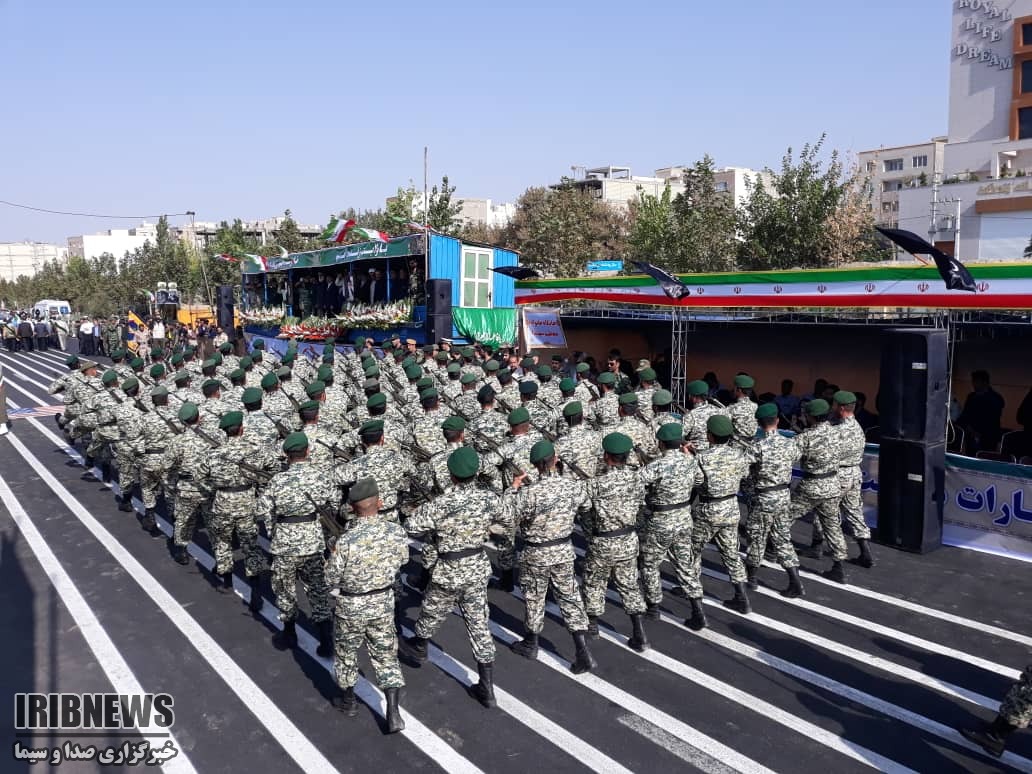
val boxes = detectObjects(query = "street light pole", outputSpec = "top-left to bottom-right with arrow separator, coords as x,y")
187,211 -> 215,312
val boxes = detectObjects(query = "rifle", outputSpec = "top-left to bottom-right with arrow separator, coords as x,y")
302,491 -> 343,538
467,425 -> 524,478
400,440 -> 434,463
314,437 -> 354,461
186,422 -> 223,449
438,390 -> 475,422
262,411 -> 292,439
155,408 -> 184,436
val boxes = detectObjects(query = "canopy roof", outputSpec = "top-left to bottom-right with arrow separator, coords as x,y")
241,234 -> 424,275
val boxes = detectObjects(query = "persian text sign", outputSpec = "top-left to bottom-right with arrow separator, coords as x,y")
522,308 -> 567,349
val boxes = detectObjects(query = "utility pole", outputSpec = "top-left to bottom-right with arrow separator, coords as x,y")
954,198 -> 962,258
929,171 -> 942,243
188,211 -> 215,312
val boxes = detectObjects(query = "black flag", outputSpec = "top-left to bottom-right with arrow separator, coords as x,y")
490,266 -> 541,280
632,261 -> 691,299
875,227 -> 977,293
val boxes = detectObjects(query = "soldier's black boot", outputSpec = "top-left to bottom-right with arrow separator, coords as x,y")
466,662 -> 496,708
856,538 -> 875,569
273,619 -> 298,650
100,462 -> 112,484
511,631 -> 539,660
140,508 -> 161,536
960,715 -> 1016,759
723,582 -> 752,614
822,560 -> 848,585
399,635 -> 428,663
645,602 -> 661,620
570,631 -> 597,674
384,688 -> 405,734
685,598 -> 708,631
316,620 -> 333,658
247,574 -> 263,613
782,566 -> 805,599
745,564 -> 759,591
173,545 -> 190,565
331,686 -> 358,717
586,616 -> 599,638
805,530 -> 823,558
216,571 -> 233,594
499,569 -> 516,593
116,493 -> 133,512
627,613 -> 650,652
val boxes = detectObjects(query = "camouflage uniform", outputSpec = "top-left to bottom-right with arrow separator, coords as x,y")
682,402 -> 725,451
554,424 -> 603,479
615,414 -> 657,467
467,409 -> 510,453
581,465 -> 647,617
161,427 -> 214,548
242,409 -> 283,451
650,409 -> 682,432
728,397 -> 759,443
635,386 -> 657,422
682,443 -> 752,598
573,378 -> 599,408
334,446 -> 416,523
453,389 -> 480,422
258,461 -> 337,624
492,431 -> 542,572
495,383 -> 521,415
199,434 -> 280,577
325,515 -> 410,690
403,481 -> 502,664
834,415 -> 870,541
137,404 -> 178,511
501,472 -> 591,633
594,391 -> 619,429
1001,665 -> 1032,728
639,449 -> 698,606
791,422 -> 848,561
111,397 -> 145,497
537,379 -> 563,410
746,429 -> 799,569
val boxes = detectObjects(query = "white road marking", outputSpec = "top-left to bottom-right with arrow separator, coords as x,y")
0,474 -> 198,774
617,714 -> 743,774
0,353 -> 59,390
23,351 -> 66,373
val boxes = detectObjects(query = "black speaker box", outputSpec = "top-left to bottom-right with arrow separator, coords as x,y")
427,279 -> 452,315
875,439 -> 945,553
878,328 -> 948,443
427,313 -> 452,344
216,285 -> 235,333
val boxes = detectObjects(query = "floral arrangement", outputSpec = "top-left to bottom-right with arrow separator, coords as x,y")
334,301 -> 412,330
249,301 -> 413,341
279,316 -> 345,340
239,306 -> 285,325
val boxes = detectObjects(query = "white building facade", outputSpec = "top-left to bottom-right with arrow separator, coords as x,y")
457,198 -> 516,228
0,242 -> 68,282
566,164 -> 766,210
67,222 -> 159,261
857,139 -> 947,228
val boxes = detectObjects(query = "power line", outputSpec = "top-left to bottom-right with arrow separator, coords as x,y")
0,198 -> 189,220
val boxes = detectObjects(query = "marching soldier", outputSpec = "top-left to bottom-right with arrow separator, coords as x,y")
594,372 -> 620,428
136,384 -> 177,536
554,402 -> 603,479
682,379 -> 726,451
161,402 -> 215,565
831,390 -> 876,569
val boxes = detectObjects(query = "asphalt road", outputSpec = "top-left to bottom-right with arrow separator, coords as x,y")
0,346 -> 1029,773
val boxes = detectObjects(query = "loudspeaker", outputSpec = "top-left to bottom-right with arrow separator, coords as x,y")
216,285 -> 235,334
427,279 -> 452,315
875,439 -> 945,553
878,328 -> 948,443
427,313 -> 452,344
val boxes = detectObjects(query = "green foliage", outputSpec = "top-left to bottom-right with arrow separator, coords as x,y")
275,209 -> 313,253
427,175 -> 464,235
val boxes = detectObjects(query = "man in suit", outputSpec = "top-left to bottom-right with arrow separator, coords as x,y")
367,269 -> 387,304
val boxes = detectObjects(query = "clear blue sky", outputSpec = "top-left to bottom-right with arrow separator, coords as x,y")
1,0 -> 950,244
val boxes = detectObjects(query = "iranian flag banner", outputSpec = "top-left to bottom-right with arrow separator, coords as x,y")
320,217 -> 355,243
349,227 -> 391,242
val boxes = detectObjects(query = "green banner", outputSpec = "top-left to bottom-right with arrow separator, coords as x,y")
242,234 -> 425,274
452,308 -> 517,346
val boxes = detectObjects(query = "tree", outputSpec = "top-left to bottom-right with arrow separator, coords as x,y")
274,209 -> 311,253
460,221 -> 506,245
502,181 -> 630,277
427,175 -> 464,235
628,184 -> 677,266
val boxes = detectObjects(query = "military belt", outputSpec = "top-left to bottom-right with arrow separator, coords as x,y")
219,484 -> 254,493
802,471 -> 837,480
651,499 -> 693,512
699,494 -> 737,504
522,535 -> 571,549
177,473 -> 194,481
595,525 -> 636,539
754,483 -> 790,494
145,447 -> 166,454
438,546 -> 485,561
338,584 -> 393,597
278,513 -> 317,524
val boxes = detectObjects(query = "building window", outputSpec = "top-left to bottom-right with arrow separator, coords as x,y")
1020,107 -> 1032,140
884,158 -> 903,172
912,155 -> 928,168
1022,59 -> 1032,94
865,161 -> 875,173
882,180 -> 903,193
714,181 -> 729,193
1024,22 -> 1032,46
461,247 -> 492,309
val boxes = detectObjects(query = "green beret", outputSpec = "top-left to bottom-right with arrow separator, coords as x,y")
518,381 -> 538,395
460,372 -> 478,385
618,392 -> 638,405
202,357 -> 218,370
707,415 -> 734,437
559,377 -> 575,392
442,415 -> 467,432
657,423 -> 684,443
110,348 -> 125,360
652,389 -> 673,406
364,366 -> 381,378
362,378 -> 380,390
219,411 -> 243,431
756,403 -> 779,420
359,419 -> 384,435
281,351 -> 295,365
484,360 -> 500,372
366,393 -> 387,409
299,400 -> 320,413
461,346 -> 474,357
152,346 -> 165,358
497,368 -> 512,380
446,362 -> 462,374
447,446 -> 479,479
416,376 -> 434,390
402,356 -> 415,368
276,366 -> 291,379
807,398 -> 830,417
122,377 -> 139,392
420,388 -> 439,401
639,368 -> 657,382
353,336 -> 366,347
251,339 -> 265,350
211,353 -> 224,368
282,431 -> 308,454
834,390 -> 857,406
562,401 -> 583,418
572,363 -> 588,375
405,365 -> 422,380
260,372 -> 279,390
325,337 -> 336,346
477,385 -> 496,402
536,365 -> 552,378
229,368 -> 245,381
551,354 -> 562,363
305,380 -> 326,397
101,370 -> 118,386
360,352 -> 373,363
435,351 -> 449,363
597,372 -> 616,386
170,353 -> 184,366
348,476 -> 379,503
317,365 -> 333,381
508,406 -> 530,425
520,357 -> 535,368
202,378 -> 221,391
242,387 -> 263,405
215,342 -> 230,354
65,354 -> 80,368
151,385 -> 169,398
602,432 -> 633,455
529,440 -> 555,464
422,345 -> 435,354
687,380 -> 709,397
734,374 -> 755,390
149,364 -> 166,378
177,402 -> 199,423
130,357 -> 145,370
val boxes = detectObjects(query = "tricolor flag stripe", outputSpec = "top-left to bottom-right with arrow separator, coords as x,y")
8,406 -> 64,419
